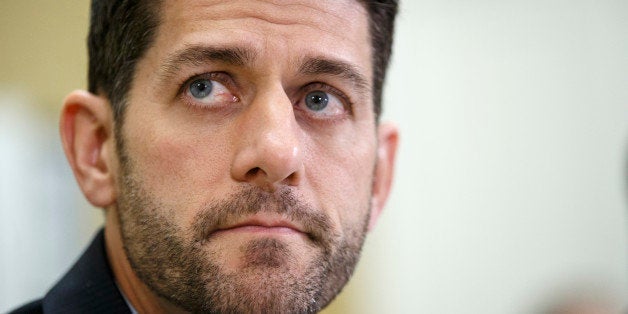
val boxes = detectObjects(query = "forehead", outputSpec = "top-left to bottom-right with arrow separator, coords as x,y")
147,0 -> 372,76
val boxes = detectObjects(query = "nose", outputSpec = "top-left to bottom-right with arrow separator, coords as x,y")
230,84 -> 304,190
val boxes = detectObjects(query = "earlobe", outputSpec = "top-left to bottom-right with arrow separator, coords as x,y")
60,90 -> 117,208
368,122 -> 399,231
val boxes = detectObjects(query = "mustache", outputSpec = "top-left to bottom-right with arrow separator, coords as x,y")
191,186 -> 336,248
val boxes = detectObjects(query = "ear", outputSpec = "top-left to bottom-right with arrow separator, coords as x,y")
367,122 -> 399,231
60,90 -> 117,208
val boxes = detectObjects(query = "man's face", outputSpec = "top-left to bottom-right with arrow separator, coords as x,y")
115,0 -> 378,312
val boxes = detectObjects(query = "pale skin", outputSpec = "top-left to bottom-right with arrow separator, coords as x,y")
60,0 -> 398,313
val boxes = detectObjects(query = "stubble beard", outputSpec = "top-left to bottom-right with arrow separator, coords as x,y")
114,148 -> 371,313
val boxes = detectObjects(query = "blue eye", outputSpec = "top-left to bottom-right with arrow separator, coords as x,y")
189,79 -> 213,99
305,91 -> 329,111
182,74 -> 238,109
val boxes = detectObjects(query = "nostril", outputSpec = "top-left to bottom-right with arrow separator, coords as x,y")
285,171 -> 299,182
245,167 -> 262,179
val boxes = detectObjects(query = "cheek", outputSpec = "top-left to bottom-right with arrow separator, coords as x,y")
125,120 -> 233,210
304,126 -> 377,232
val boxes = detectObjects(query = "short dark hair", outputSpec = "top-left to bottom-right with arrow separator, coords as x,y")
87,0 -> 161,126
87,0 -> 398,123
361,0 -> 399,117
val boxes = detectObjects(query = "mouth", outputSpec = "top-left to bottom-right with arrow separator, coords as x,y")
210,214 -> 308,238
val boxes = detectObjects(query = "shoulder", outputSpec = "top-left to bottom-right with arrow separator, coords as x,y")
8,299 -> 43,314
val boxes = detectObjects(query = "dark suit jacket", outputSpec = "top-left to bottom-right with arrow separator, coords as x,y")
10,229 -> 131,314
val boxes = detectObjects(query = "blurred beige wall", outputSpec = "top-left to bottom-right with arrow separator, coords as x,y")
0,1 -> 89,112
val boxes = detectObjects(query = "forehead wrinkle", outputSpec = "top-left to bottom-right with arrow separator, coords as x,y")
298,56 -> 370,93
157,44 -> 258,83
176,0 -> 365,35
283,0 -> 366,27
254,1 -> 362,29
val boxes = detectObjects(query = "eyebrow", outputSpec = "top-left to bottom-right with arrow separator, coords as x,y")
298,57 -> 369,92
157,44 -> 369,93
158,45 -> 256,81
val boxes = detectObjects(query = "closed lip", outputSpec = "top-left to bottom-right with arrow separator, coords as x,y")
212,215 -> 305,235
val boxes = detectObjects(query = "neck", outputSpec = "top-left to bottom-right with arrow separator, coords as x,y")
104,208 -> 188,314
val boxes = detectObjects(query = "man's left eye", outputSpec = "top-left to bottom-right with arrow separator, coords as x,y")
298,90 -> 347,118
184,76 -> 236,107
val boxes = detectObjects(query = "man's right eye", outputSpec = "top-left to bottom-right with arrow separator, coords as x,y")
189,79 -> 213,99
183,74 -> 238,108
